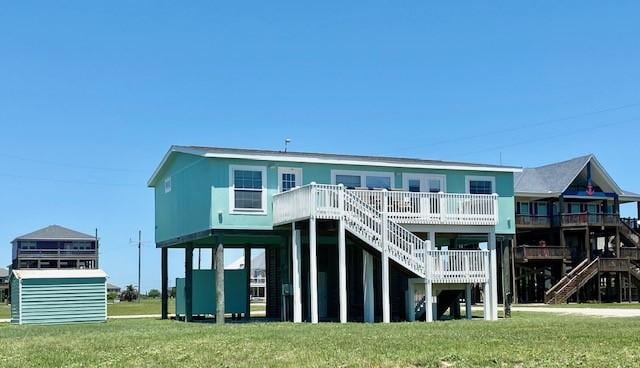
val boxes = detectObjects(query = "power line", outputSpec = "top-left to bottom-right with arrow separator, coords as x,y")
394,101 -> 640,154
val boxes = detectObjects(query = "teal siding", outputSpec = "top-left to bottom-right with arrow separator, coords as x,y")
10,277 -> 20,324
12,277 -> 106,325
175,269 -> 247,315
153,156 -> 517,242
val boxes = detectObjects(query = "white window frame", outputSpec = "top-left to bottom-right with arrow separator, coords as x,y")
277,167 -> 303,192
331,170 -> 394,189
229,164 -> 268,215
402,173 -> 446,193
465,175 -> 496,195
164,177 -> 172,193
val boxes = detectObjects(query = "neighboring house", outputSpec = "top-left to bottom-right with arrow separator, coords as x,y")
11,225 -> 99,270
228,252 -> 266,300
149,146 -> 520,323
107,283 -> 121,294
513,155 -> 640,304
0,267 -> 8,303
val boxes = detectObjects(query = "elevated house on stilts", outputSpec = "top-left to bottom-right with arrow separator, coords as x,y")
148,146 -> 520,323
513,155 -> 640,304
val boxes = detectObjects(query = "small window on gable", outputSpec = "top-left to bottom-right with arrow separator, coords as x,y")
164,177 -> 172,193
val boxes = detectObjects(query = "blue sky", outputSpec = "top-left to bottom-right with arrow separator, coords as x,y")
1,1 -> 639,291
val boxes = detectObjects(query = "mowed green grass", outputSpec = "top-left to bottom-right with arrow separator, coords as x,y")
517,302 -> 640,309
0,303 -> 9,319
1,312 -> 640,367
107,298 -> 175,316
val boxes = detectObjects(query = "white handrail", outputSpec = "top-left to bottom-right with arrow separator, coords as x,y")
273,184 -> 490,281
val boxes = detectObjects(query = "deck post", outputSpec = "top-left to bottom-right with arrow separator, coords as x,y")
465,283 -> 472,320
292,223 -> 302,323
489,230 -> 498,321
161,247 -> 168,320
185,245 -> 193,322
380,190 -> 390,323
363,250 -> 375,323
425,281 -> 433,322
215,241 -> 225,324
244,244 -> 251,321
309,217 -> 319,323
501,237 -> 512,318
338,184 -> 348,323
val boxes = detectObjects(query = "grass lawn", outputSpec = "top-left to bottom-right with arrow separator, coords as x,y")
0,303 -> 9,319
107,298 -> 175,316
1,312 -> 640,367
517,302 -> 640,309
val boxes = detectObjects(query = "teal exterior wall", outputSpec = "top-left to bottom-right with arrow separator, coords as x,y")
175,269 -> 247,315
10,277 -> 19,324
11,276 -> 106,325
153,155 -> 517,243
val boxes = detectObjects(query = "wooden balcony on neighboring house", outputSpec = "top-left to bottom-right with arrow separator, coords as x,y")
552,213 -> 620,228
598,258 -> 631,272
515,214 -> 552,228
514,245 -> 571,263
619,247 -> 640,261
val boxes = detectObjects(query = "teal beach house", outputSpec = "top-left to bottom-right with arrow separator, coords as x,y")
149,146 -> 520,323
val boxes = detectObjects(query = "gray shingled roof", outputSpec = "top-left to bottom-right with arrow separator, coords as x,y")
0,267 -> 8,278
515,155 -> 592,195
13,225 -> 95,242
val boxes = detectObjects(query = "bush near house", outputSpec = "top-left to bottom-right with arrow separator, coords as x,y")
147,289 -> 160,298
119,285 -> 139,302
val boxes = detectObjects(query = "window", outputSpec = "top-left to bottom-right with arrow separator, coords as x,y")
332,170 -> 394,189
278,168 -> 302,192
164,177 -> 172,193
335,174 -> 361,188
408,179 -> 420,193
427,179 -> 442,193
465,176 -> 495,194
365,175 -> 391,189
230,165 -> 267,213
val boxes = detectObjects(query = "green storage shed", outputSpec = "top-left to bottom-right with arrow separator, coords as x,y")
176,269 -> 247,317
10,269 -> 107,325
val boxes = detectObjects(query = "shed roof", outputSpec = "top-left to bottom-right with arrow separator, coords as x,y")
12,269 -> 107,280
148,145 -> 522,186
0,267 -> 8,278
13,225 -> 95,242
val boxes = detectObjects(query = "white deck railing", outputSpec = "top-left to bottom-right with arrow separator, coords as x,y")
273,184 -> 491,283
349,190 -> 498,225
425,250 -> 490,283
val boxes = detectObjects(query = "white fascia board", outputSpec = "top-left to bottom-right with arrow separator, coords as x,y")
197,151 -> 522,173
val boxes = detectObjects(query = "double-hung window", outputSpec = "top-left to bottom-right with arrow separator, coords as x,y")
230,165 -> 267,213
466,176 -> 495,195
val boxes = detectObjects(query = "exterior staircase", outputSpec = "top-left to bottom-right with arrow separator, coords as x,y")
273,184 -> 491,282
619,218 -> 640,248
413,290 -> 464,320
545,258 -> 599,304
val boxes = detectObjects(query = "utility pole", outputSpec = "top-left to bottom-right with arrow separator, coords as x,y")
138,230 -> 142,303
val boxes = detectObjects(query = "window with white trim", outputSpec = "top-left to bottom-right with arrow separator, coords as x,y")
278,167 -> 302,192
230,165 -> 267,213
465,176 -> 495,195
332,170 -> 393,189
164,177 -> 172,193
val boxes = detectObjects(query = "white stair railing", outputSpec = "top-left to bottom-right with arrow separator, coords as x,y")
273,184 -> 490,281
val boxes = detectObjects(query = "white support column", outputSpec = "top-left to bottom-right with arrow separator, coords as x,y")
488,230 -> 498,321
363,250 -> 375,323
465,283 -> 473,320
338,185 -> 348,323
425,281 -> 433,322
381,190 -> 390,323
291,223 -> 302,323
309,217 -> 319,324
483,281 -> 491,321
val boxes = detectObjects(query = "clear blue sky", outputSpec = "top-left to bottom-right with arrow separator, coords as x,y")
1,1 -> 639,291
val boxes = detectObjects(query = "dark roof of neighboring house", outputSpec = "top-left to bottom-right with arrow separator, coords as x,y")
514,154 -> 640,201
107,283 -> 121,290
148,145 -> 522,186
13,225 -> 95,242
